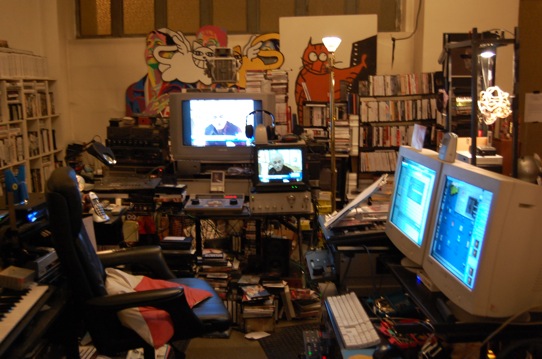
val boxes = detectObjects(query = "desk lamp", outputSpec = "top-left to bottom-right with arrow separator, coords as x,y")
322,36 -> 341,212
85,140 -> 117,167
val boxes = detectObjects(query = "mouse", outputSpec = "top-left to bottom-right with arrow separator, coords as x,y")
372,343 -> 400,359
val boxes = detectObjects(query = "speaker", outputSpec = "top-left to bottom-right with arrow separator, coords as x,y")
263,236 -> 290,276
245,109 -> 276,140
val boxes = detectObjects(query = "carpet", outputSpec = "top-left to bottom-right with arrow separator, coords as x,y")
259,323 -> 320,359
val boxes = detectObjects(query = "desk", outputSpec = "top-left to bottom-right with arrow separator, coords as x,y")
185,207 -> 312,276
388,263 -> 542,354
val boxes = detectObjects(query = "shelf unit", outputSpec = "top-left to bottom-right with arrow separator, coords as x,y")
357,72 -> 441,174
0,78 -> 62,193
442,27 -> 519,172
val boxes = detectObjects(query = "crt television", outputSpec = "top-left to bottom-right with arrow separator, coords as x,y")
385,146 -> 443,268
253,144 -> 308,192
422,160 -> 542,318
169,92 -> 276,167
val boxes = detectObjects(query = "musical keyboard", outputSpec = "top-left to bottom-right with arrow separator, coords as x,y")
0,283 -> 51,355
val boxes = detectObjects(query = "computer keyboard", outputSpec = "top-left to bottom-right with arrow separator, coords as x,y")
325,292 -> 381,349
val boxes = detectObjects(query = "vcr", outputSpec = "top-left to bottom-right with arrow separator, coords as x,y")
106,126 -> 169,166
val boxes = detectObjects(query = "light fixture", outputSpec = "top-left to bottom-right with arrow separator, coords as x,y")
322,36 -> 342,53
478,85 -> 512,125
480,46 -> 496,58
322,36 -> 341,212
85,141 -> 117,166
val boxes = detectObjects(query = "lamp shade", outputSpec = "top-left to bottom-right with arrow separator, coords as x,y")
322,36 -> 342,53
86,141 -> 117,166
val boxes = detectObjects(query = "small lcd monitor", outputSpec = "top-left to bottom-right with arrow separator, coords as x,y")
385,146 -> 443,268
422,160 -> 542,318
252,144 -> 308,192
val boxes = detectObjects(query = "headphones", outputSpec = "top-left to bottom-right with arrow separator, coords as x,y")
245,109 -> 276,140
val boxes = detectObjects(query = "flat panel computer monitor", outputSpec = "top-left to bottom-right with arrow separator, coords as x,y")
385,146 -> 443,268
169,92 -> 276,168
253,144 -> 309,192
422,161 -> 542,318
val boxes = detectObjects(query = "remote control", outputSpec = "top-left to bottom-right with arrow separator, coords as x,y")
303,329 -> 321,359
89,191 -> 109,222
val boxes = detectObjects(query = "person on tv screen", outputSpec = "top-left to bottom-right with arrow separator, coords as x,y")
269,152 -> 294,175
204,113 -> 243,136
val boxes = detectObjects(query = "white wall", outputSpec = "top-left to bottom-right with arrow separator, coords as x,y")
0,0 -> 519,154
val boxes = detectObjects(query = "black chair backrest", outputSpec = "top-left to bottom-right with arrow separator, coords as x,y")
46,167 -> 107,300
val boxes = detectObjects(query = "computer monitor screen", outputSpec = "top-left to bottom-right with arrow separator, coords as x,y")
385,146 -> 442,267
169,92 -> 276,166
253,144 -> 308,192
423,161 -> 542,318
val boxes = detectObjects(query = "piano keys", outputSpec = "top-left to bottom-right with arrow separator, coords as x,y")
0,283 -> 50,356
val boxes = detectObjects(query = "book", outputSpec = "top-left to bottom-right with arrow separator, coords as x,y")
240,284 -> 271,302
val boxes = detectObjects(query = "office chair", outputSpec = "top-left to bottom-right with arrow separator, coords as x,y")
45,167 -> 231,359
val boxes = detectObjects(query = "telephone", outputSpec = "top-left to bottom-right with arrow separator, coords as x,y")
89,191 -> 109,223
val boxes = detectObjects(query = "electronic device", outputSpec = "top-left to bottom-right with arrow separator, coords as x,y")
385,146 -> 444,268
210,170 -> 225,193
169,92 -> 276,170
325,292 -> 381,349
184,193 -> 244,215
245,109 -> 276,143
88,192 -> 109,222
106,126 -> 169,167
422,160 -> 542,318
438,132 -> 458,163
252,143 -> 309,193
249,191 -> 313,214
303,329 -> 322,359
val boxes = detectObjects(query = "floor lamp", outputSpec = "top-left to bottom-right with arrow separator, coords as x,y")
322,36 -> 341,212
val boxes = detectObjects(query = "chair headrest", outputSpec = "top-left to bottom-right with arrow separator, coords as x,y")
46,167 -> 83,234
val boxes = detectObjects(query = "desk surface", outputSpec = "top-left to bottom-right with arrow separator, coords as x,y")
388,263 -> 542,343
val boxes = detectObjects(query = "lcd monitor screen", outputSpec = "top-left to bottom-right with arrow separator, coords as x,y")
253,145 -> 307,192
429,175 -> 493,290
389,157 -> 438,248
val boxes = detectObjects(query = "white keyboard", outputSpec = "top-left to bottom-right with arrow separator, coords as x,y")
325,292 -> 381,349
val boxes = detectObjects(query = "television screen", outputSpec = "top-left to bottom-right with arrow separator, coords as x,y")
386,146 -> 442,267
169,92 -> 275,167
182,98 -> 255,148
422,161 -> 542,318
253,144 -> 308,192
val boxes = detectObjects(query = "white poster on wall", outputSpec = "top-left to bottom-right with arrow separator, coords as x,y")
279,15 -> 378,122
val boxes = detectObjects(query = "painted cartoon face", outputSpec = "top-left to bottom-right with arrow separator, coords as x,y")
301,41 -> 329,75
146,31 -> 167,66
192,42 -> 216,69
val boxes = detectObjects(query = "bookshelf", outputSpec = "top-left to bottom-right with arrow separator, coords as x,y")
0,77 -> 62,193
357,73 -> 441,175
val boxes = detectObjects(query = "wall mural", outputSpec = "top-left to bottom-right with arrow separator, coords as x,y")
280,15 -> 378,121
293,36 -> 376,121
125,16 -> 377,126
125,26 -> 283,117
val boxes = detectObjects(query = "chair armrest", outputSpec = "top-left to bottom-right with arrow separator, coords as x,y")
97,245 -> 176,279
86,287 -> 206,337
86,287 -> 185,311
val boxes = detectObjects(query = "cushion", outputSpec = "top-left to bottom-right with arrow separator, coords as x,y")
105,268 -> 213,348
